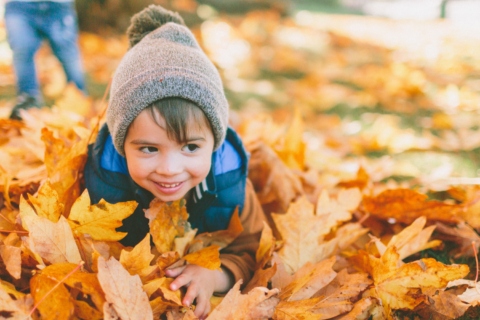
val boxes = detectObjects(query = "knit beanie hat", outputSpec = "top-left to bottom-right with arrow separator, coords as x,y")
107,5 -> 229,156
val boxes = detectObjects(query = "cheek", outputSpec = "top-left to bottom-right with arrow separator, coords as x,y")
190,154 -> 212,179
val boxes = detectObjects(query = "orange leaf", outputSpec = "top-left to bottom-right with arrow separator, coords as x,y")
28,180 -> 64,222
183,245 -> 221,270
363,189 -> 463,224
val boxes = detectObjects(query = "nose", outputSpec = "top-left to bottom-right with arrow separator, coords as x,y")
155,153 -> 182,176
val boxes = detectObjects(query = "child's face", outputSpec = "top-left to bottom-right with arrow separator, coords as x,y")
124,109 -> 214,202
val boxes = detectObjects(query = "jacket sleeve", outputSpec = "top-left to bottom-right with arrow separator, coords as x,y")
219,178 -> 266,287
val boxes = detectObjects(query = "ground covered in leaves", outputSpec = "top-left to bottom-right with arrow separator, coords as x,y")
1,3 -> 480,319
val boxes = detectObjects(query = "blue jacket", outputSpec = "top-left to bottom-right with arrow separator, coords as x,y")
84,124 -> 248,246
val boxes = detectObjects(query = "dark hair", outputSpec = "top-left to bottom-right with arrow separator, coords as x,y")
146,97 -> 212,144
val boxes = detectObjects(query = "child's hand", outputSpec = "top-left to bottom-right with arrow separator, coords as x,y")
165,264 -> 233,319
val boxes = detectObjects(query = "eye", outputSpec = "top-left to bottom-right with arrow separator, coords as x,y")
183,144 -> 199,153
140,146 -> 158,154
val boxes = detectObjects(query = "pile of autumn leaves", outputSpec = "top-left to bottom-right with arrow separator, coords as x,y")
1,96 -> 480,319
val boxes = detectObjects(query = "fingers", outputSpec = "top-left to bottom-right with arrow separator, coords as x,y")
169,271 -> 191,292
193,292 -> 211,320
165,265 -> 186,278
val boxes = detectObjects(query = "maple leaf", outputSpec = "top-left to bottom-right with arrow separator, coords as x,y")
371,216 -> 441,260
415,290 -> 469,320
31,262 -> 106,318
27,180 -> 63,222
120,234 -> 158,281
183,245 -> 221,270
20,197 -> 82,264
145,199 -> 189,254
41,127 -> 90,213
97,256 -> 153,320
272,195 -> 363,273
363,188 -> 464,224
68,189 -> 137,241
352,246 -> 469,318
208,281 -> 280,319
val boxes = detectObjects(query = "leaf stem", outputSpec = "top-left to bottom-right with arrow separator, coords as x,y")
28,260 -> 84,317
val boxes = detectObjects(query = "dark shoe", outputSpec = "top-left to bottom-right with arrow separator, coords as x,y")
9,94 -> 40,120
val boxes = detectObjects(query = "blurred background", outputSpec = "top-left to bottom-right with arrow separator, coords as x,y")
0,0 -> 480,187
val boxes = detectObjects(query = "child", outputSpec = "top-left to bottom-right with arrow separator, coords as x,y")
83,5 -> 266,318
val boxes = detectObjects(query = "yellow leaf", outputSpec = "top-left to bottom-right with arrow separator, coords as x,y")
68,189 -> 137,241
28,180 -> 64,222
143,277 -> 182,306
97,256 -> 153,319
183,245 -> 221,270
120,234 -> 157,280
369,247 -> 469,317
20,197 -> 82,264
146,199 -> 189,253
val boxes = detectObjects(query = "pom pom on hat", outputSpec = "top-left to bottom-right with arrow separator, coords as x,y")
107,5 -> 229,156
127,5 -> 185,48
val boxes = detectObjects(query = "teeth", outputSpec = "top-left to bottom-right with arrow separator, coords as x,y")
159,183 -> 180,188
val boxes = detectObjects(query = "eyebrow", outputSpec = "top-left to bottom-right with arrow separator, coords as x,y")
128,136 -> 206,145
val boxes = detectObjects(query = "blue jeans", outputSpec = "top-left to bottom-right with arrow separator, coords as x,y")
4,1 -> 86,99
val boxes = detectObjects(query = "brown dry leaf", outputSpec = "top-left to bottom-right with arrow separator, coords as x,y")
0,242 -> 21,279
435,222 -> 480,257
279,256 -> 337,301
449,279 -> 480,304
120,234 -> 157,281
416,290 -> 469,320
166,309 -> 197,320
247,141 -> 304,214
0,283 -> 31,319
145,199 -> 189,254
354,246 -> 469,318
97,256 -> 153,320
27,180 -> 63,222
20,197 -> 82,264
208,281 -> 280,320
363,189 -> 464,224
188,208 -> 243,253
68,189 -> 137,241
183,245 -> 221,270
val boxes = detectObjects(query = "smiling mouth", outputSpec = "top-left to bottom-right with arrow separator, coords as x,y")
158,182 -> 181,188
